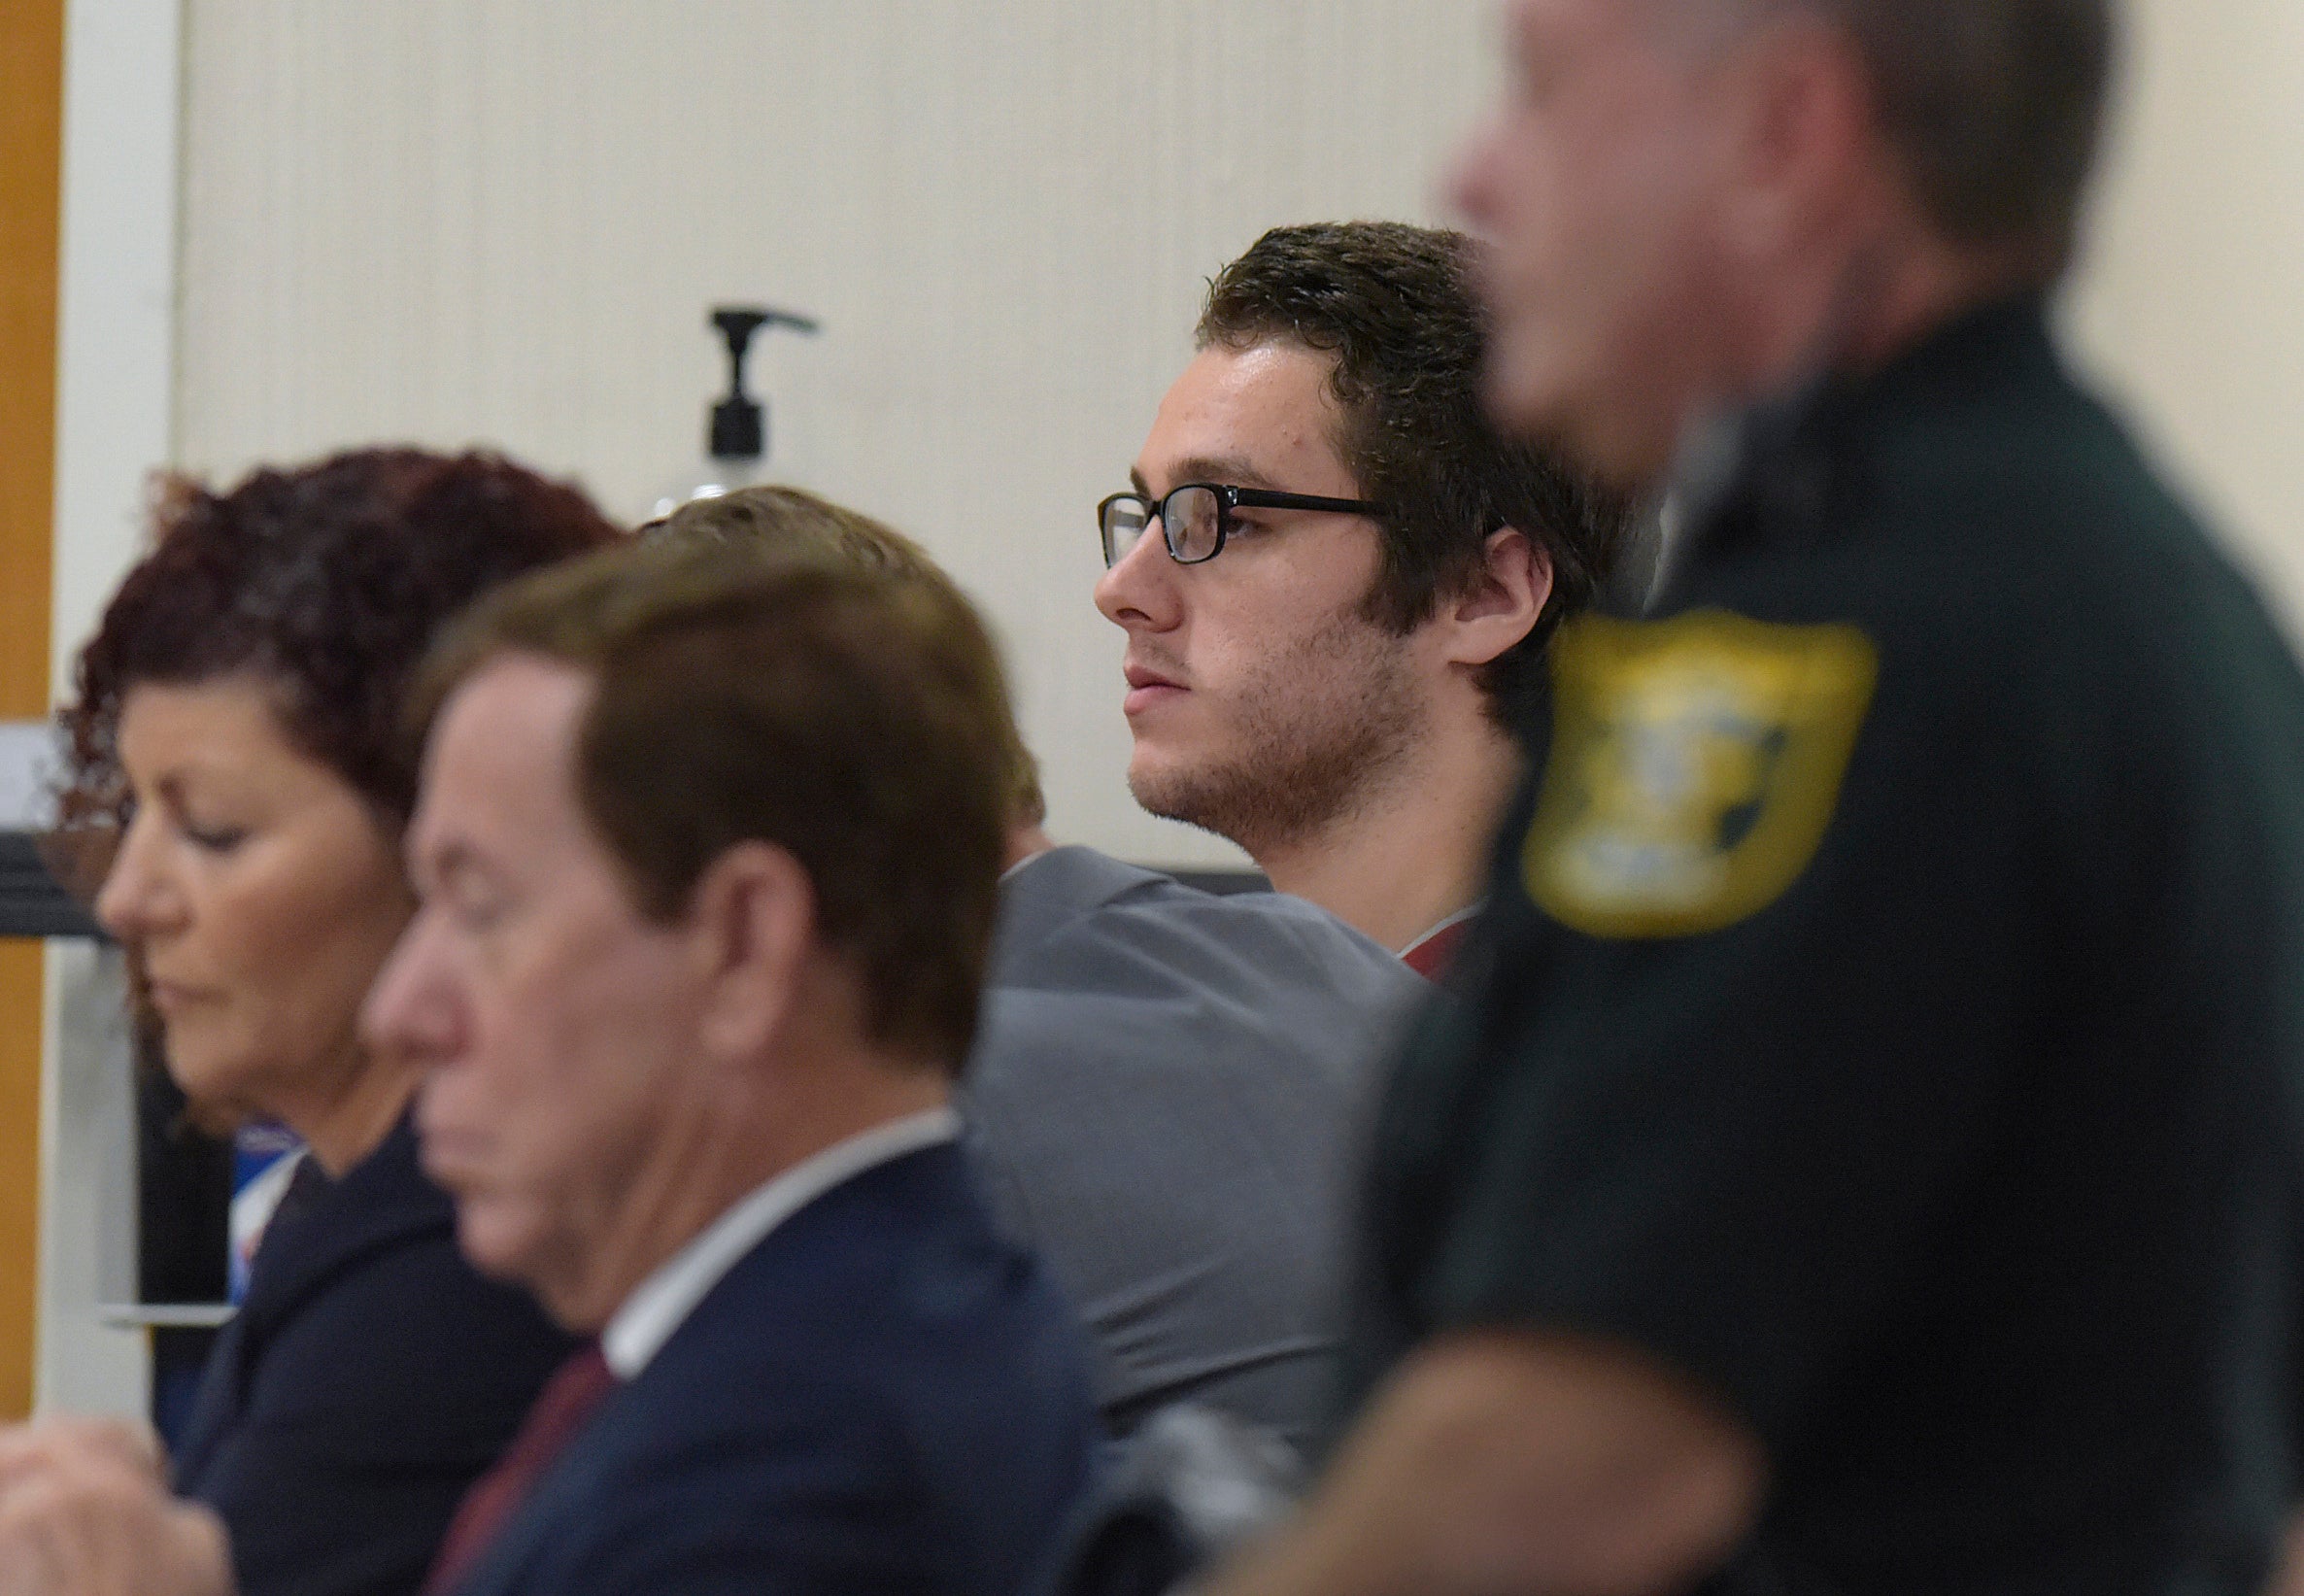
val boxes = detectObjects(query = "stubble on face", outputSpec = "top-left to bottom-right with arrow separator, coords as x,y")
1127,595 -> 1423,862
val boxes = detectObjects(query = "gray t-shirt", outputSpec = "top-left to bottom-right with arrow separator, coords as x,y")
961,846 -> 1429,1457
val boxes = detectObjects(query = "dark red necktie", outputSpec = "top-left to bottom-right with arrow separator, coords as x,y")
423,1342 -> 619,1596
1403,917 -> 1473,981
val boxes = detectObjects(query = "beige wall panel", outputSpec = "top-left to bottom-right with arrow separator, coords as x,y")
41,0 -> 181,1419
175,0 -> 1499,866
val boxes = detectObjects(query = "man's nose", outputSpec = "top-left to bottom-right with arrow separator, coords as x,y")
360,913 -> 461,1070
1093,518 -> 1183,632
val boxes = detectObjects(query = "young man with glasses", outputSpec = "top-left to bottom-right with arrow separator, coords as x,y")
644,486 -> 1429,1459
1096,221 -> 1630,974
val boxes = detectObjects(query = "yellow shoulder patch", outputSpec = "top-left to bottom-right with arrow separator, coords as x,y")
1523,610 -> 1878,939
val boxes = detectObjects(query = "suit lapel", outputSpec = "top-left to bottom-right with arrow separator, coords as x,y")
167,1310 -> 248,1487
437,1146 -> 977,1596
436,1375 -> 640,1596
169,1118 -> 456,1493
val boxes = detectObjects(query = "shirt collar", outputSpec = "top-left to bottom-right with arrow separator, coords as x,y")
1655,290 -> 2055,607
599,1104 -> 961,1379
1396,900 -> 1485,960
1000,846 -> 1055,883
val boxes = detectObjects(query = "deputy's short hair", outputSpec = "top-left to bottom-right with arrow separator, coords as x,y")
646,485 -> 1045,827
1715,0 -> 2115,269
413,539 -> 1015,1070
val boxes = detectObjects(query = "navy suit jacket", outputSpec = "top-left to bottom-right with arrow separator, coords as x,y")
175,1117 -> 578,1596
447,1141 -> 1099,1596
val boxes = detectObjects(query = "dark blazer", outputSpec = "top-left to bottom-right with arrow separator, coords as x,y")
448,1141 -> 1099,1596
175,1117 -> 577,1596
962,848 -> 1428,1456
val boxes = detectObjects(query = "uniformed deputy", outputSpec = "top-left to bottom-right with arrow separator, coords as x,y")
1205,4 -> 2304,1596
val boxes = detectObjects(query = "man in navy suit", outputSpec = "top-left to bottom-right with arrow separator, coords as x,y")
371,540 -> 1098,1596
0,540 -> 1099,1596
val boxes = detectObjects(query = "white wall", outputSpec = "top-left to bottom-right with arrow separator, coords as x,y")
40,0 -> 182,1417
2062,0 -> 2304,630
173,0 -> 1503,869
158,1 -> 2304,864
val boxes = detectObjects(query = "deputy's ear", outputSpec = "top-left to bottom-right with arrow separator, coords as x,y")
1443,526 -> 1552,668
1716,17 -> 1878,264
685,842 -> 815,1062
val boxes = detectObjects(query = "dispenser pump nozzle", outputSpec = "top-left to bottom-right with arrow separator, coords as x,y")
709,304 -> 820,463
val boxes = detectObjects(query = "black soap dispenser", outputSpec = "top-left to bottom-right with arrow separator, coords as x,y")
649,303 -> 819,523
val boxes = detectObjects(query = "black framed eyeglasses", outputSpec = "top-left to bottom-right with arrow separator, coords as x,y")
1098,483 -> 1385,567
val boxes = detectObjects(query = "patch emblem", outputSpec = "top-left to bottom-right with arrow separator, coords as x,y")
1523,610 -> 1877,938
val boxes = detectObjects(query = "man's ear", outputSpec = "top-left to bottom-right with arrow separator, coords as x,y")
1715,17 -> 1878,266
1442,526 -> 1553,669
684,842 -> 816,1063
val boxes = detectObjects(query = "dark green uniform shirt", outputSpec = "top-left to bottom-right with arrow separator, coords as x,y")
1347,296 -> 2304,1595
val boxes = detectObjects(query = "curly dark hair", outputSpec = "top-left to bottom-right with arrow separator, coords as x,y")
1198,221 -> 1633,732
53,448 -> 624,863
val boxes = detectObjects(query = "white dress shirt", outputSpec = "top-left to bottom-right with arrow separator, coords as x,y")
599,1105 -> 961,1379
1395,900 -> 1485,960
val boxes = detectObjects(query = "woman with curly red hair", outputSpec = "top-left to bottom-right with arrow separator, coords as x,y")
36,448 -> 622,1596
